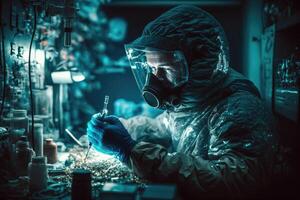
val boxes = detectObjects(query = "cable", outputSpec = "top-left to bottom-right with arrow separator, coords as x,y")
28,6 -> 37,150
0,15 -> 6,119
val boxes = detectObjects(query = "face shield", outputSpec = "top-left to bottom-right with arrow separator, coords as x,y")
125,45 -> 189,91
125,45 -> 189,108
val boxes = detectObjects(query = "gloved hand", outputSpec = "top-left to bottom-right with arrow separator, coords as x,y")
87,114 -> 136,162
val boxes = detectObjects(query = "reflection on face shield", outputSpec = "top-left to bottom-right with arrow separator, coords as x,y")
125,46 -> 189,109
146,51 -> 182,87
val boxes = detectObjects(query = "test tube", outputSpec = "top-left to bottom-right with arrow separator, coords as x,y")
101,95 -> 109,118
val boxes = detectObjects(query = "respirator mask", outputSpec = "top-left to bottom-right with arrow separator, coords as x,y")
125,45 -> 189,109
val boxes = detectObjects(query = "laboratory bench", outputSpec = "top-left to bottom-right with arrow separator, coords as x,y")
0,138 -> 179,200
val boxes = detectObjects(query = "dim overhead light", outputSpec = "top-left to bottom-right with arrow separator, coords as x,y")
51,67 -> 85,84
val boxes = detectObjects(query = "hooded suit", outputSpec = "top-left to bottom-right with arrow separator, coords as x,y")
122,5 -> 277,198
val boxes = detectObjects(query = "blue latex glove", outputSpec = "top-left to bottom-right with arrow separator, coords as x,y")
87,114 -> 136,162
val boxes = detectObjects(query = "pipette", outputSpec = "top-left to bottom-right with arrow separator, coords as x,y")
83,95 -> 110,164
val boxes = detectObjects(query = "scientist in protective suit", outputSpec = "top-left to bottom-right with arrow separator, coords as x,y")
87,5 -> 277,198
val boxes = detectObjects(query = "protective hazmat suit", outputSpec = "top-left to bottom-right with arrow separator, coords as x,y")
87,5 -> 278,199
121,5 -> 277,198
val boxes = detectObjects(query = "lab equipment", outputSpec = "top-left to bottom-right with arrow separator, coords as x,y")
33,123 -> 43,156
34,114 -> 52,134
28,117 -> 42,146
2,110 -> 29,135
102,95 -> 110,117
28,156 -> 48,192
71,168 -> 92,200
15,138 -> 34,176
9,129 -> 26,144
51,68 -> 86,84
274,45 -> 300,122
64,0 -> 77,47
33,88 -> 51,116
19,135 -> 28,142
44,138 -> 58,164
10,115 -> 27,138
